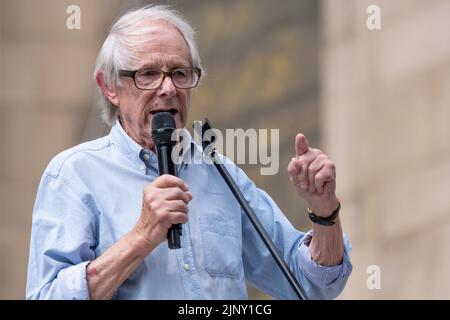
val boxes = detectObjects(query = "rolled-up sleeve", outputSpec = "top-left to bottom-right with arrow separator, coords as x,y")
56,261 -> 91,299
26,157 -> 98,300
233,160 -> 352,300
298,231 -> 352,299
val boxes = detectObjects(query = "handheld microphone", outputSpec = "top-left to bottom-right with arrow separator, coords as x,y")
151,112 -> 181,249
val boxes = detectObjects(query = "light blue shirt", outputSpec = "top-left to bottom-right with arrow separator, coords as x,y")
26,120 -> 352,300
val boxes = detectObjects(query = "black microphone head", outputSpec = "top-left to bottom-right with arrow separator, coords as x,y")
151,112 -> 176,145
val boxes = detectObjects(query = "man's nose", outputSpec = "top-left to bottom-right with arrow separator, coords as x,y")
157,74 -> 176,97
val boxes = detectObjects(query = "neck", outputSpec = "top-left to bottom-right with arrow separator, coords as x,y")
118,117 -> 156,152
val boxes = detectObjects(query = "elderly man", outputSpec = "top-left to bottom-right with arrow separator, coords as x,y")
26,5 -> 352,300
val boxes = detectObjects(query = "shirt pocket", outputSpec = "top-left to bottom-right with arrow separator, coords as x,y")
199,197 -> 243,279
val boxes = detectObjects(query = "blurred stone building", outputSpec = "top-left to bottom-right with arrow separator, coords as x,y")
0,0 -> 449,299
322,0 -> 450,299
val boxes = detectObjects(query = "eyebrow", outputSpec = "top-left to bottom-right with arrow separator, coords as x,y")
139,61 -> 190,70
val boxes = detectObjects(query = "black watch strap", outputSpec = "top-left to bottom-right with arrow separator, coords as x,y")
307,203 -> 340,226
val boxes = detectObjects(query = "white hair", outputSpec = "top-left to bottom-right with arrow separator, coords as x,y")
93,4 -> 202,125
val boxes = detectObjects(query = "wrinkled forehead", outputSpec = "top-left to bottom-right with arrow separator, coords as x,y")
127,20 -> 192,69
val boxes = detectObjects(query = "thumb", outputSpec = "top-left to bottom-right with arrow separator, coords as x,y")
295,133 -> 310,157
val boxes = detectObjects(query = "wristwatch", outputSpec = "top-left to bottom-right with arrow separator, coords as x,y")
307,203 -> 340,226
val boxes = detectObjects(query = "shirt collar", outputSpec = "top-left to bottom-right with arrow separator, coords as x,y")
109,119 -> 200,171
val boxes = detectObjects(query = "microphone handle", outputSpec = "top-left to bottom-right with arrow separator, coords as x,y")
156,144 -> 181,249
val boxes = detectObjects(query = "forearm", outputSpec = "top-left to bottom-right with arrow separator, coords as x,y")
309,217 -> 344,266
86,228 -> 154,299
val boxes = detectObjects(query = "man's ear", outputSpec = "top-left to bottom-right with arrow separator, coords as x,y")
95,71 -> 120,107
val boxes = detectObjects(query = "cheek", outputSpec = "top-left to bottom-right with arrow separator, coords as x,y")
118,90 -> 134,113
180,90 -> 190,109
129,91 -> 155,118
179,91 -> 190,124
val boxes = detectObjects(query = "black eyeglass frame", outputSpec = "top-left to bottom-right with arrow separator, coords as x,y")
119,67 -> 202,90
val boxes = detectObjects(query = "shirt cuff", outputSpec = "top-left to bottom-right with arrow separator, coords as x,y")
57,261 -> 91,300
298,231 -> 352,288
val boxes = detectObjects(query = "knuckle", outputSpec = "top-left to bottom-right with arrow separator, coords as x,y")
158,209 -> 169,221
177,200 -> 187,209
309,162 -> 319,171
175,190 -> 187,202
314,172 -> 324,182
148,190 -> 157,200
153,199 -> 164,212
175,199 -> 183,207
144,193 -> 154,206
143,185 -> 153,197
287,163 -> 296,174
152,208 -> 162,221
324,160 -> 335,170
329,161 -> 336,170
299,159 -> 308,168
176,188 -> 185,197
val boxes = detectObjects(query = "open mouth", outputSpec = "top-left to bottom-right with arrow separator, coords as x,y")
150,108 -> 178,116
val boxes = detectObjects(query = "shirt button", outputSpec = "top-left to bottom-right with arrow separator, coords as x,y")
143,154 -> 150,161
183,263 -> 190,271
140,164 -> 146,171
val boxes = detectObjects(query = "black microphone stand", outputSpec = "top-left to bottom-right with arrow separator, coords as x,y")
195,118 -> 307,300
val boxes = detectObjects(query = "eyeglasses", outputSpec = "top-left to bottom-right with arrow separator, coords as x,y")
119,67 -> 201,90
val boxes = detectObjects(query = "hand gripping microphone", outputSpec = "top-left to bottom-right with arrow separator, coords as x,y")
151,112 -> 181,249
